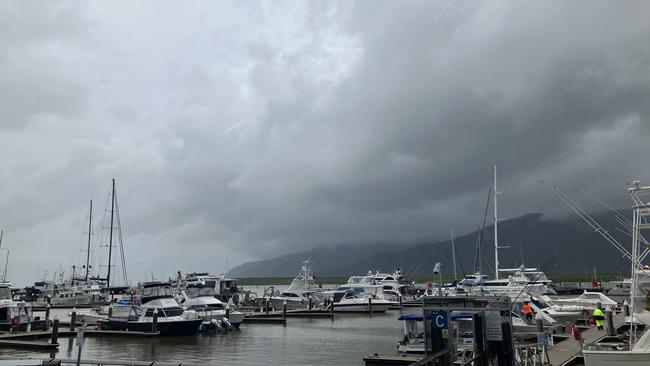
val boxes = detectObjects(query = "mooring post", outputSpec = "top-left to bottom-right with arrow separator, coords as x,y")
308,297 -> 313,311
51,319 -> 59,345
283,301 -> 287,326
624,300 -> 630,317
265,299 -> 270,314
369,297 -> 373,317
226,302 -> 230,320
330,297 -> 335,318
70,309 -> 77,331
45,304 -> 51,329
606,310 -> 615,336
152,308 -> 158,334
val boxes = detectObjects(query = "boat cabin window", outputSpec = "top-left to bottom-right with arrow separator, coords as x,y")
144,307 -> 184,317
186,286 -> 216,298
142,286 -> 173,298
280,292 -> 300,297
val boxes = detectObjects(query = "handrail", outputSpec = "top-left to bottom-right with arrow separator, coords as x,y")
409,349 -> 450,366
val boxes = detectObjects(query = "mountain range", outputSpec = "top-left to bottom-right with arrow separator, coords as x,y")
229,211 -> 632,278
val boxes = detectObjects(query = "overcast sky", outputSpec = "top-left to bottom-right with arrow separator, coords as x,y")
1,1 -> 649,285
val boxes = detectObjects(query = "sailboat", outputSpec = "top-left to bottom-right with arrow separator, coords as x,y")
43,179 -> 130,306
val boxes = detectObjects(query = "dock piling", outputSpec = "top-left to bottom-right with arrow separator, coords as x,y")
308,297 -> 312,311
265,299 -> 270,314
606,310 -> 615,336
330,297 -> 334,319
45,304 -> 50,329
624,300 -> 630,317
51,319 -> 59,345
152,308 -> 158,334
70,310 -> 76,331
226,303 -> 230,320
283,301 -> 287,326
369,297 -> 373,317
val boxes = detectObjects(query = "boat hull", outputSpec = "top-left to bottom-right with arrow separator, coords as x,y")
583,350 -> 650,366
99,318 -> 202,336
269,298 -> 308,310
0,320 -> 48,332
333,302 -> 391,312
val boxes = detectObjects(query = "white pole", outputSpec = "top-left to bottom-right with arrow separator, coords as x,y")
451,228 -> 457,281
494,166 -> 499,280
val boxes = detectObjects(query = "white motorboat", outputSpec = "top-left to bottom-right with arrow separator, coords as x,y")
178,284 -> 244,328
551,291 -> 617,309
47,282 -> 104,306
99,282 -> 202,335
0,282 -> 47,331
324,290 -> 391,312
268,260 -> 325,310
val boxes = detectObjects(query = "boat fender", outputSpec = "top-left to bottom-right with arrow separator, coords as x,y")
222,318 -> 232,329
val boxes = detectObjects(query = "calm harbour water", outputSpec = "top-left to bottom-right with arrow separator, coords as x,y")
1,311 -> 405,365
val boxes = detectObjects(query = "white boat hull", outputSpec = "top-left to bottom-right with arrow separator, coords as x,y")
583,350 -> 650,366
268,298 -> 308,310
333,302 -> 391,312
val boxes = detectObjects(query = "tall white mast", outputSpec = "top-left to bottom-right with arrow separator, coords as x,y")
494,166 -> 499,280
451,228 -> 457,281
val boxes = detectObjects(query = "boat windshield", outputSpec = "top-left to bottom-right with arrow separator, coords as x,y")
142,286 -> 173,298
0,287 -> 11,300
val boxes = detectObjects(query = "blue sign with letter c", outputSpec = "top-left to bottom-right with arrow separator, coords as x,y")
431,310 -> 448,329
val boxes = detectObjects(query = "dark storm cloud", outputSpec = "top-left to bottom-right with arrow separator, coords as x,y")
1,1 -> 649,284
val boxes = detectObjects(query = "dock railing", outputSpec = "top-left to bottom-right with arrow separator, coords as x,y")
514,342 -> 550,366
408,349 -> 450,366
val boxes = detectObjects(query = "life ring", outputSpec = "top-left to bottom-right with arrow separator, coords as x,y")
10,316 -> 20,327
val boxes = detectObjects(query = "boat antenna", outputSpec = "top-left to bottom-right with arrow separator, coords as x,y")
542,181 -> 646,270
85,200 -> 92,281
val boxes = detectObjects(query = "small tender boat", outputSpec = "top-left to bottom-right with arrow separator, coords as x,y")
99,282 -> 202,336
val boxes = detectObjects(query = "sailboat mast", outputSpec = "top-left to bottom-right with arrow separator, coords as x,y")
494,166 -> 499,280
107,179 -> 115,288
85,200 -> 92,282
451,228 -> 457,281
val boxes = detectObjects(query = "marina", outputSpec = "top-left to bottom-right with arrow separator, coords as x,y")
2,176 -> 650,365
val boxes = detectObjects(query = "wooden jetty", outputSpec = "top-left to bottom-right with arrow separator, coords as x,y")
0,339 -> 58,350
363,354 -> 422,366
546,312 -> 626,366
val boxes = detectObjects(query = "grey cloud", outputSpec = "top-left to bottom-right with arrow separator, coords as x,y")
1,1 -> 650,284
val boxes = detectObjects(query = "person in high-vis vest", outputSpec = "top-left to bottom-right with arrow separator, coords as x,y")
593,305 -> 605,330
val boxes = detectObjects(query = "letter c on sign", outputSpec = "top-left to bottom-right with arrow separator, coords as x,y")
436,315 -> 445,328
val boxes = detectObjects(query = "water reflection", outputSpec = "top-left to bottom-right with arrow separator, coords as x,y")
0,312 -> 404,366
